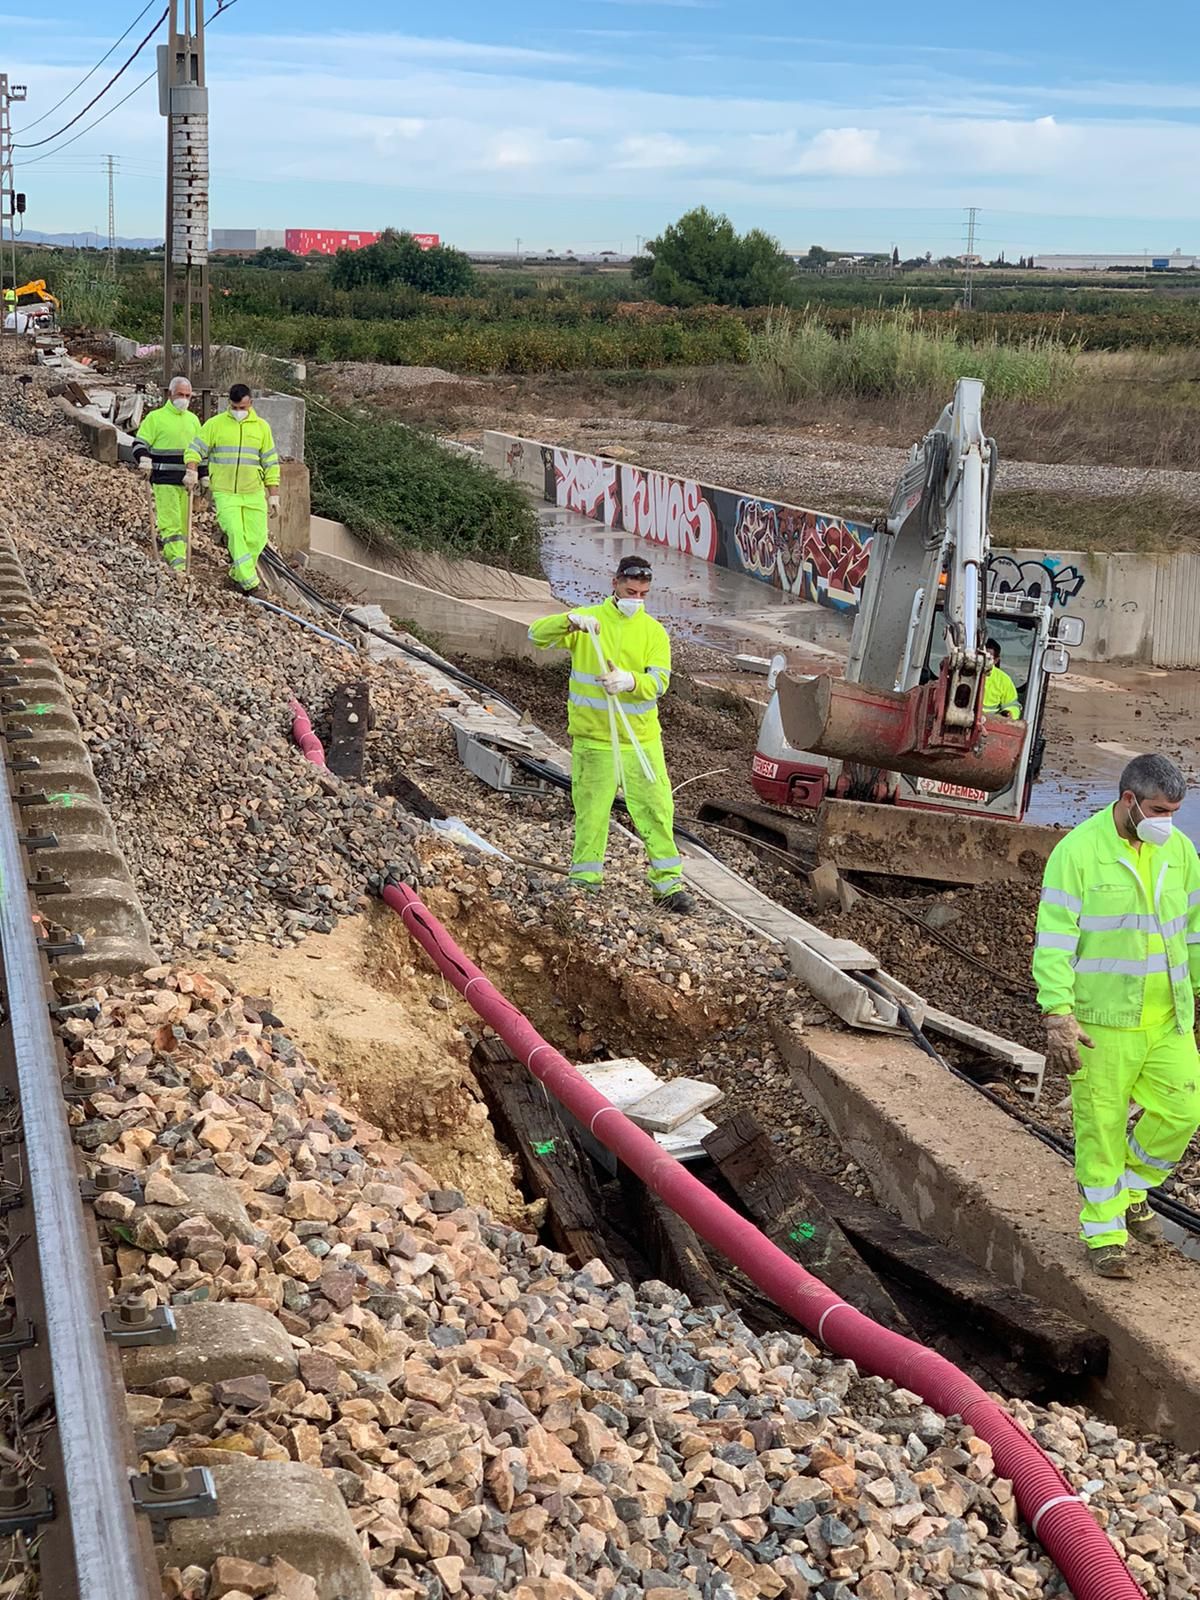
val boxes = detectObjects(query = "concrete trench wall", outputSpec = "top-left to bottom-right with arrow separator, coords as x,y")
485,430 -> 1196,669
780,1022 -> 1200,1444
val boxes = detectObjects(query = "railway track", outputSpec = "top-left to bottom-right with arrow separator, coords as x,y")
0,732 -> 163,1594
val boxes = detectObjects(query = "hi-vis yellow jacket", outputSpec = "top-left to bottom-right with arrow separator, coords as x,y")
184,408 -> 279,496
1033,803 -> 1200,1031
528,599 -> 671,747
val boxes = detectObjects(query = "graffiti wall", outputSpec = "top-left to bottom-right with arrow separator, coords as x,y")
526,441 -> 1099,624
985,553 -> 1085,608
544,447 -> 876,611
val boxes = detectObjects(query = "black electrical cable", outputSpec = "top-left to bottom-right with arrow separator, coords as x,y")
14,8 -> 169,150
16,0 -> 241,167
257,548 -> 524,714
13,0 -> 160,135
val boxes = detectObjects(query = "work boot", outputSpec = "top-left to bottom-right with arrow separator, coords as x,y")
659,889 -> 694,915
1088,1244 -> 1132,1280
1125,1200 -> 1163,1244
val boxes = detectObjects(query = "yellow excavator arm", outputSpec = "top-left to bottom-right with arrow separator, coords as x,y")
2,280 -> 60,310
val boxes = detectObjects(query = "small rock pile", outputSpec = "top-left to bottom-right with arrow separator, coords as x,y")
73,967 -> 1200,1600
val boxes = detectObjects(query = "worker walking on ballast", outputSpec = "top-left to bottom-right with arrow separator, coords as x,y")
529,554 -> 693,914
132,376 -> 205,572
184,383 -> 280,595
1034,753 -> 1200,1279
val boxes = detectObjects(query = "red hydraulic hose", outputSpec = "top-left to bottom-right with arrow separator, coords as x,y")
383,880 -> 1144,1600
288,697 -> 327,768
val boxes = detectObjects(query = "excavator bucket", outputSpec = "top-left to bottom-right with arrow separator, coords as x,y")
817,798 -> 1065,887
777,672 -> 1025,794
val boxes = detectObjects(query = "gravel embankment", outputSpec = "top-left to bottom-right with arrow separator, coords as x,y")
80,968 -> 1200,1600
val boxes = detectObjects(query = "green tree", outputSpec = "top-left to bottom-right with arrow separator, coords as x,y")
330,229 -> 475,295
633,207 -> 796,307
250,247 -> 304,270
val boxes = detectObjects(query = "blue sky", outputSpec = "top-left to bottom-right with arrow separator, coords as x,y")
8,0 -> 1200,254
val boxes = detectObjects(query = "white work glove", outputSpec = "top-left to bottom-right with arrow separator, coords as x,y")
268,493 -> 281,517
1043,1013 -> 1095,1076
601,668 -> 636,695
137,456 -> 153,476
567,611 -> 599,635
182,467 -> 198,491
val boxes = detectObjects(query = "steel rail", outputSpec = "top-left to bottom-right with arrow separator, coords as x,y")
0,753 -> 153,1597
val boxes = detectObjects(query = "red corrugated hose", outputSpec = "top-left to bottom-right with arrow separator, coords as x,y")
383,879 -> 1145,1600
288,696 -> 327,768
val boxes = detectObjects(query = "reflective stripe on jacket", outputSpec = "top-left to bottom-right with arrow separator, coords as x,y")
184,407 -> 280,495
1033,803 -> 1200,1031
133,402 -> 208,487
983,665 -> 1020,718
527,599 -> 671,746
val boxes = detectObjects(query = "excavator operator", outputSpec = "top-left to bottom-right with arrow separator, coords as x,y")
982,638 -> 1021,719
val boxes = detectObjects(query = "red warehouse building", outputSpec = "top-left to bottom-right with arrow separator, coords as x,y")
284,229 -> 440,256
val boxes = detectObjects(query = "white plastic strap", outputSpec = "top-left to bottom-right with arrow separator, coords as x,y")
817,1302 -> 852,1343
589,1106 -> 620,1135
1031,1494 -> 1082,1537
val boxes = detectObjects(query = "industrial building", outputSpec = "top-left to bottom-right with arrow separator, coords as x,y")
209,227 -> 439,255
1033,250 -> 1200,271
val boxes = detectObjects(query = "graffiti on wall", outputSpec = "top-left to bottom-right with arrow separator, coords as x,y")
620,466 -> 719,562
552,450 -> 619,523
542,446 -> 876,612
986,554 -> 1085,608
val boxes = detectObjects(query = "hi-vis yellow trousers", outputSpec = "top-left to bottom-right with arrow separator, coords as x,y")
1072,1017 -> 1200,1247
569,739 -> 683,899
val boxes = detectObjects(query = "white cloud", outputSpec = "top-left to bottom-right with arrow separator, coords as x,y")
788,128 -> 905,178
615,134 -> 711,169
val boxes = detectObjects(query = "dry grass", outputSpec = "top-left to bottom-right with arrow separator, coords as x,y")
494,354 -> 1200,473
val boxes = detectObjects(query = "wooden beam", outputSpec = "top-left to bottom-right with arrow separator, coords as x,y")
802,1169 -> 1108,1377
702,1113 -> 911,1336
618,1170 -> 726,1308
327,681 -> 370,779
470,1039 -> 627,1277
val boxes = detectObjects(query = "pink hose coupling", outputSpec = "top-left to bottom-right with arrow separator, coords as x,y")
287,696 -> 327,768
382,878 -> 1146,1600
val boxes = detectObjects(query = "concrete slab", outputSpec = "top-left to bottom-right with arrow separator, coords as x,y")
777,1020 -> 1200,1443
123,1301 -> 299,1388
161,1457 -> 370,1600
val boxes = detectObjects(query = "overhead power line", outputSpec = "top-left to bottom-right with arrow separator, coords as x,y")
17,69 -> 156,165
14,8 -> 168,149
15,0 -> 241,168
13,0 -> 160,135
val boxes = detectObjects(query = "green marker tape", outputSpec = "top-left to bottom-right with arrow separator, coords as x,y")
789,1222 -> 816,1242
532,1139 -> 556,1156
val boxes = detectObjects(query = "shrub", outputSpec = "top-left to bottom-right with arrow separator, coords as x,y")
305,405 -> 540,572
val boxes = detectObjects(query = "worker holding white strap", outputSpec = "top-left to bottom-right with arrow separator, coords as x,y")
1034,752 -> 1200,1280
528,555 -> 693,914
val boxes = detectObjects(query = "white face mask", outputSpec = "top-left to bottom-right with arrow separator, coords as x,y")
1132,798 -> 1174,847
231,407 -> 249,422
615,597 -> 643,618
171,396 -> 190,411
